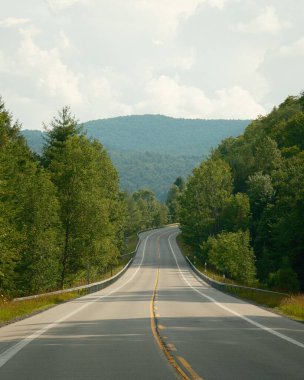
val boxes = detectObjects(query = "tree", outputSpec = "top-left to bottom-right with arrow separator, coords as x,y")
180,158 -> 233,246
43,106 -> 126,287
0,99 -> 60,296
166,177 -> 185,222
42,106 -> 82,167
132,189 -> 168,230
221,193 -> 250,232
247,172 -> 274,219
202,230 -> 256,284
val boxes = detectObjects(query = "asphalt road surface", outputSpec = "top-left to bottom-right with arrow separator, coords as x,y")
0,226 -> 303,379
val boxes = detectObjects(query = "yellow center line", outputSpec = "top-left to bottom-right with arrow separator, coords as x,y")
150,234 -> 192,380
177,356 -> 204,380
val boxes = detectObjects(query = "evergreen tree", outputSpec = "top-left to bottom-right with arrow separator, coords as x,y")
43,109 -> 125,286
0,99 -> 60,296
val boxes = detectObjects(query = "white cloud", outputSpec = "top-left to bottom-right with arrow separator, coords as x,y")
133,0 -> 206,37
1,0 -> 304,129
0,18 -> 30,28
135,75 -> 213,118
17,27 -> 83,104
277,37 -> 304,57
46,0 -> 87,12
82,72 -> 133,120
213,87 -> 266,118
165,49 -> 197,71
135,76 -> 264,119
236,6 -> 290,34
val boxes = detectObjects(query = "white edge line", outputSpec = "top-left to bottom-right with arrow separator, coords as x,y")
0,230 -> 159,368
168,232 -> 304,350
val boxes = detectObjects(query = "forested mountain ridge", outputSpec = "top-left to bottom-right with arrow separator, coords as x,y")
178,93 -> 304,291
22,115 -> 250,199
83,115 -> 250,156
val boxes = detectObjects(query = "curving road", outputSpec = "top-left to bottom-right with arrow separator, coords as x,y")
0,226 -> 303,379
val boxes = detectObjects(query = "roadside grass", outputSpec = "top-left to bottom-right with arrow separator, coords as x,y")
176,233 -> 304,322
0,292 -> 79,326
278,295 -> 304,321
225,287 -> 286,308
0,255 -> 130,326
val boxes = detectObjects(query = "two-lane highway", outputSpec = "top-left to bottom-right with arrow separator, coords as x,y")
155,228 -> 304,379
0,226 -> 303,379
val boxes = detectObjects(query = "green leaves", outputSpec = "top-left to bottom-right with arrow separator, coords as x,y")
180,158 -> 233,245
43,110 -> 124,287
186,91 -> 304,291
202,230 -> 256,285
0,102 -> 128,296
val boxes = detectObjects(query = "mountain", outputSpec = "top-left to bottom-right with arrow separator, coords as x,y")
22,115 -> 250,200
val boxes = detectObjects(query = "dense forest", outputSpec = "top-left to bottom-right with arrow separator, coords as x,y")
174,93 -> 304,292
0,99 -> 167,298
22,115 -> 249,200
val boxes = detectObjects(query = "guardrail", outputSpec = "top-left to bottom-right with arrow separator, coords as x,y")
13,258 -> 134,302
185,256 -> 289,298
13,224 -> 179,302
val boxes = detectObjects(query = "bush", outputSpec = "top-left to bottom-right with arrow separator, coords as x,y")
268,268 -> 300,293
202,230 -> 256,285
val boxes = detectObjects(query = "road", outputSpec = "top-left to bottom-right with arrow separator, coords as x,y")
0,226 -> 303,379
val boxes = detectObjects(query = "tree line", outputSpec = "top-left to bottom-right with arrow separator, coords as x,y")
0,99 -> 167,298
168,92 -> 304,292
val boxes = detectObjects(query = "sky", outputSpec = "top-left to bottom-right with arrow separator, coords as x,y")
0,0 -> 304,130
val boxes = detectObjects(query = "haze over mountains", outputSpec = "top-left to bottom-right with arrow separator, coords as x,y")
22,115 -> 250,200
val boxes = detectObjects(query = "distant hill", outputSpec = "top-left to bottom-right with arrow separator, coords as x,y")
22,115 -> 250,200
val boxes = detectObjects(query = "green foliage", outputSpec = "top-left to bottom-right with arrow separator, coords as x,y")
0,100 -> 60,296
22,115 -> 249,200
110,150 -> 199,201
42,106 -> 82,166
180,91 -> 304,290
211,92 -> 304,290
125,189 -> 168,235
166,177 -> 185,222
268,268 -> 300,293
221,193 -> 250,232
43,108 -> 125,287
0,100 -> 130,297
247,172 -> 274,218
202,230 -> 256,284
179,158 -> 233,245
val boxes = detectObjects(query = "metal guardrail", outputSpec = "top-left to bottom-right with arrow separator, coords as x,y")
13,258 -> 133,302
185,256 -> 289,298
13,224 -> 180,302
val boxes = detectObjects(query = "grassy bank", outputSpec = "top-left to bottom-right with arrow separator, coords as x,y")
0,292 -> 79,326
0,243 -> 137,326
176,233 -> 304,322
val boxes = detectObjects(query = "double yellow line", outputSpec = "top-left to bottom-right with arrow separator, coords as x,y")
150,234 -> 203,380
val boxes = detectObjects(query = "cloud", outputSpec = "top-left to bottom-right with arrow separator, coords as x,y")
0,18 -> 30,28
46,0 -> 88,12
16,27 -> 83,104
277,37 -> 304,57
135,76 -> 264,119
213,87 -> 266,118
133,0 -> 207,37
1,0 -> 303,130
235,6 -> 290,34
